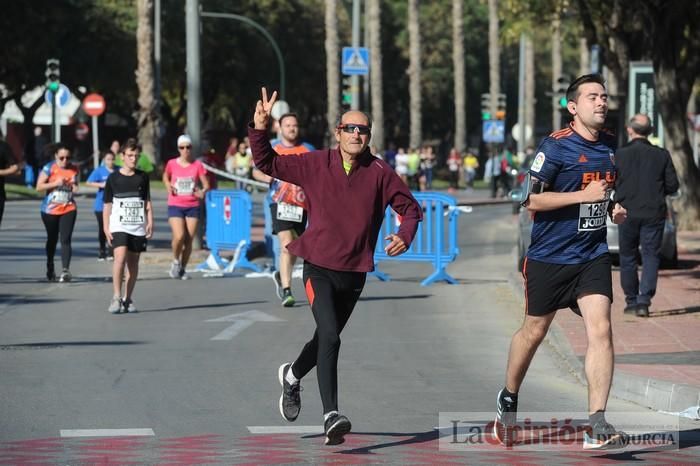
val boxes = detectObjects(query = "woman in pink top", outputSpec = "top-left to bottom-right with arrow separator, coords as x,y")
162,135 -> 210,279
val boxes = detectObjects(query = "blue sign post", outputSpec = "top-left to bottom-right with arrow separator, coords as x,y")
342,47 -> 370,76
482,120 -> 505,144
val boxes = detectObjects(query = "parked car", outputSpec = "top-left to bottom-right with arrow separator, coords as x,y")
511,190 -> 678,271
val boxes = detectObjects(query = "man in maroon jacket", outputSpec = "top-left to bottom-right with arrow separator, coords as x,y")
250,88 -> 422,446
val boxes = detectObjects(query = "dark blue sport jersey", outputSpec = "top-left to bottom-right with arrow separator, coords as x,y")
526,124 -> 617,264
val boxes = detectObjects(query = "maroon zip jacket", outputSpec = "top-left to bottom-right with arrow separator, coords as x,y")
249,126 -> 422,272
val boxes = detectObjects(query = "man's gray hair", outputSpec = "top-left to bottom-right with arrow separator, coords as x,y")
629,114 -> 652,136
335,110 -> 373,129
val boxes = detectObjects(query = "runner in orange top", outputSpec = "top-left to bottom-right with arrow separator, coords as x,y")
252,113 -> 315,307
36,143 -> 79,282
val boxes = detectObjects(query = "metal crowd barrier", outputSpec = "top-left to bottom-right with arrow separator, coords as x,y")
196,190 -> 261,273
371,192 -> 461,286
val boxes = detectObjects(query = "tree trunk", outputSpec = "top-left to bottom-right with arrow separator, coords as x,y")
136,0 -> 157,164
551,15 -> 561,131
452,0 -> 466,153
368,0 -> 384,151
524,34 -> 535,148
579,37 -> 589,76
325,0 -> 339,146
408,0 -> 422,149
488,0 -> 499,117
654,65 -> 700,230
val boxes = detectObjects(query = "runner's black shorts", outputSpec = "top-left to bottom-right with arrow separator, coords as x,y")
270,203 -> 307,236
111,232 -> 148,253
523,253 -> 613,316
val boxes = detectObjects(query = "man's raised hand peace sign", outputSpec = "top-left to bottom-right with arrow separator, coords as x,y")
253,87 -> 278,130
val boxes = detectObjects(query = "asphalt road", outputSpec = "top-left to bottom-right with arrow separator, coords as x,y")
0,194 -> 697,464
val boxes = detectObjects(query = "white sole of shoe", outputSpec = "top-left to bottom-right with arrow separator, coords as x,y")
278,363 -> 292,422
324,419 -> 351,445
582,432 -> 627,450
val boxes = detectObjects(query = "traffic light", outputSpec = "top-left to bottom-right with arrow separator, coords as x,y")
45,58 -> 60,92
555,76 -> 569,109
342,77 -> 352,105
481,93 -> 491,120
495,93 -> 506,120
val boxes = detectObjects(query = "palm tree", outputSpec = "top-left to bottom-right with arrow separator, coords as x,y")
524,34 -> 535,148
136,0 -> 158,163
325,0 -> 339,145
579,37 -> 590,76
551,14 -> 562,131
408,0 -> 421,149
452,0 -> 466,153
368,0 -> 384,151
488,0 -> 500,118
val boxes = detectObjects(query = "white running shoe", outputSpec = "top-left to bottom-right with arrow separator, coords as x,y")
108,296 -> 122,314
59,269 -> 72,283
169,260 -> 180,279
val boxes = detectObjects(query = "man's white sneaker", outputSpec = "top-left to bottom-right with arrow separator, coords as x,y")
108,296 -> 122,314
169,260 -> 180,279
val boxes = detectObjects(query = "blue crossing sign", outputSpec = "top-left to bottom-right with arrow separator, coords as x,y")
482,120 -> 505,143
342,47 -> 370,76
44,84 -> 71,108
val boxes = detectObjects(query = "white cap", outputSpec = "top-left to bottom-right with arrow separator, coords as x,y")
177,134 -> 192,146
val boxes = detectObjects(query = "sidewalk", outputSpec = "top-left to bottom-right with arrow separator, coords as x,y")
544,231 -> 700,415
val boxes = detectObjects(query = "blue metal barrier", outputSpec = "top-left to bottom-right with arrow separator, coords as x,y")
197,190 -> 261,272
263,193 -> 280,271
372,192 -> 460,286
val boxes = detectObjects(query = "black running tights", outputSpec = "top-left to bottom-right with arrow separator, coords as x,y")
41,210 -> 77,270
292,262 -> 366,414
95,211 -> 107,252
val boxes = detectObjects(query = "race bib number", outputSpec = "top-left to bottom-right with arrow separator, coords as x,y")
175,177 -> 195,195
116,199 -> 145,226
276,202 -> 303,223
578,200 -> 609,231
50,189 -> 72,205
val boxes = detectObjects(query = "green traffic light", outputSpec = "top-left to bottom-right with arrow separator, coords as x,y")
48,82 -> 60,92
559,97 -> 568,108
482,111 -> 491,120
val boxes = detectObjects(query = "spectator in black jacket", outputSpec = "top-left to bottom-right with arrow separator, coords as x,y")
614,114 -> 679,317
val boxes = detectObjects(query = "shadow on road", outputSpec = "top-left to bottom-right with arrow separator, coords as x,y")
142,300 -> 269,313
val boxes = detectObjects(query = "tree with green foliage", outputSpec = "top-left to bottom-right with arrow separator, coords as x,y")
576,0 -> 700,228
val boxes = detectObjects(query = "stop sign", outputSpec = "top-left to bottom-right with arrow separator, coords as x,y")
83,93 -> 106,117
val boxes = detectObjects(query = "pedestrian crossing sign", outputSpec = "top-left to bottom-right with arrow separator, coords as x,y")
482,120 -> 505,143
342,47 -> 370,76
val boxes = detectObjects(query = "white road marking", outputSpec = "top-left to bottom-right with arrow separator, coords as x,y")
60,428 -> 155,437
205,310 -> 284,341
247,426 -> 323,434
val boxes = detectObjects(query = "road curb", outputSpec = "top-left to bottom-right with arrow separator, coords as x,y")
506,250 -> 700,415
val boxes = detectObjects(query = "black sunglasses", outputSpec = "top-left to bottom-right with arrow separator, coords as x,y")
337,124 -> 371,135
179,145 -> 192,150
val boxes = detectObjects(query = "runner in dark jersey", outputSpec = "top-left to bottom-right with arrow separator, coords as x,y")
103,139 -> 153,314
493,74 -> 629,450
0,134 -> 20,228
250,88 -> 421,446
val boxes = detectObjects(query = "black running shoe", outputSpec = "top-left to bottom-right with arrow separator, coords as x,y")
281,288 -> 295,307
46,266 -> 56,282
583,421 -> 629,450
494,388 -> 518,446
278,363 -> 301,422
324,413 -> 352,446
